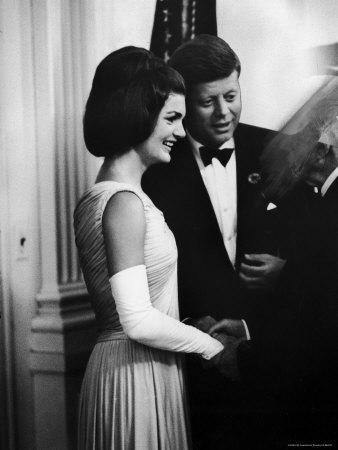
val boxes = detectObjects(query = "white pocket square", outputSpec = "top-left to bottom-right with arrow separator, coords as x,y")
267,202 -> 277,210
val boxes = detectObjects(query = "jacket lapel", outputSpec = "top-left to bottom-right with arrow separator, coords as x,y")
234,125 -> 261,262
171,139 -> 233,266
235,124 -> 262,206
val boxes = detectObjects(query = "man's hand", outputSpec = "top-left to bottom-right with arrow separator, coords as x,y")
239,253 -> 286,292
210,333 -> 245,381
208,318 -> 247,339
191,315 -> 217,332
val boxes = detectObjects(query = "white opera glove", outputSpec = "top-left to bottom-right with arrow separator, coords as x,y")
109,265 -> 223,360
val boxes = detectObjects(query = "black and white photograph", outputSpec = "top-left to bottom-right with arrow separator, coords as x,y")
0,1 -> 337,449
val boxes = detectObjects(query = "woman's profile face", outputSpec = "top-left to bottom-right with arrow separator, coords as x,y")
137,93 -> 186,166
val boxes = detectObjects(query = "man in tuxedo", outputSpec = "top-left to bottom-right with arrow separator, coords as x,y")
211,113 -> 338,445
143,34 -> 285,449
294,121 -> 338,428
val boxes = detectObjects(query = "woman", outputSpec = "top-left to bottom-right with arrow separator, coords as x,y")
74,47 -> 224,450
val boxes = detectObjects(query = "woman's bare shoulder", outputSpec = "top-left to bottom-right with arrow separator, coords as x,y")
102,190 -> 146,275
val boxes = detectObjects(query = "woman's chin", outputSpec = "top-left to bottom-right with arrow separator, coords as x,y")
157,152 -> 171,164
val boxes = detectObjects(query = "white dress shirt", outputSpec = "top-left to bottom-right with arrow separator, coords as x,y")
189,133 -> 237,267
188,134 -> 251,340
321,166 -> 338,197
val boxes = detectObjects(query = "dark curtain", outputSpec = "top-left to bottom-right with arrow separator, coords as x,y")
150,0 -> 217,61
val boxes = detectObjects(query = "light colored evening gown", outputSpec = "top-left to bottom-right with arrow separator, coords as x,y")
74,181 -> 191,450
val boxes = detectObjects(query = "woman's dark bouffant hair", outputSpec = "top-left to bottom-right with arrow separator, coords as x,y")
84,46 -> 185,158
169,34 -> 241,89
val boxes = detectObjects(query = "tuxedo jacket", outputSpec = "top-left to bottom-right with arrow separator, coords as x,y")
143,124 -> 296,448
244,178 -> 338,406
299,178 -> 338,389
143,123 -> 275,336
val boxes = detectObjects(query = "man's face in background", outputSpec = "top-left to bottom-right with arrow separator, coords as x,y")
304,119 -> 338,187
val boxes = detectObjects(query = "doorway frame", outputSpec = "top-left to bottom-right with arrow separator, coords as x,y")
0,130 -> 16,450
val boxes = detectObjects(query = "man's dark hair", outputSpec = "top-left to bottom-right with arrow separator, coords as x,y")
84,46 -> 185,158
169,34 -> 241,89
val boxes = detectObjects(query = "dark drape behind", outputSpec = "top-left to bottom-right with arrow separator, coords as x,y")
150,0 -> 217,61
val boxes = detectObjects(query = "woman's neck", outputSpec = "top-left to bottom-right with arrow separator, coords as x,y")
96,149 -> 146,188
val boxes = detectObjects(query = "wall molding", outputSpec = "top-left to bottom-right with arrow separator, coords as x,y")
29,2 -> 97,448
30,286 -> 96,449
31,286 -> 96,371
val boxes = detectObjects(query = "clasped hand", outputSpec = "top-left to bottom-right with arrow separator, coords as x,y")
193,316 -> 247,381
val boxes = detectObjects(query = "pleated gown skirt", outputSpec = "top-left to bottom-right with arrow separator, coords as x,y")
78,333 -> 191,450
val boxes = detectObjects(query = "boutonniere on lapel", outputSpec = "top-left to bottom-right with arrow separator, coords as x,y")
247,172 -> 261,185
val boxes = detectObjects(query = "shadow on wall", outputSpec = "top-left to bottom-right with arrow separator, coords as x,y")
307,42 -> 338,75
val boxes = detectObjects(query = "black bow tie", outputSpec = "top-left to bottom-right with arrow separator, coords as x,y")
199,146 -> 234,167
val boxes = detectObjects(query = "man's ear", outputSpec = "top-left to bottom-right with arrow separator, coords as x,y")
316,142 -> 330,163
331,145 -> 338,162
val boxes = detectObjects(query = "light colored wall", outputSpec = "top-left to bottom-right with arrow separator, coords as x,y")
217,0 -> 338,130
0,1 -> 39,448
0,1 -> 156,448
81,0 -> 157,182
300,0 -> 338,48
